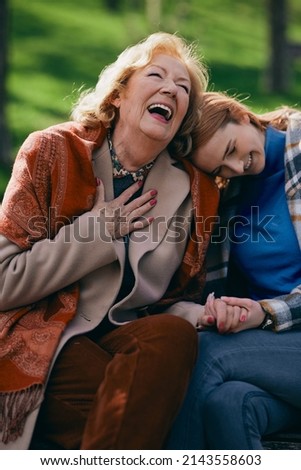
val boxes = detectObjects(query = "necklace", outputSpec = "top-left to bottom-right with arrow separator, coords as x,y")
107,129 -> 155,181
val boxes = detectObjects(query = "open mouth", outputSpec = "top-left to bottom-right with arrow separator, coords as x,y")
148,103 -> 173,121
244,153 -> 252,171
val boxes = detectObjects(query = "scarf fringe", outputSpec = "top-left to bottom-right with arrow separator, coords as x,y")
0,385 -> 44,444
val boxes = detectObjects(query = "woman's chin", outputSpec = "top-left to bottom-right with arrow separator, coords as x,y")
251,155 -> 265,175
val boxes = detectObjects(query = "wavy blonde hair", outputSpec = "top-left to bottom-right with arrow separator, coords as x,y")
71,32 -> 208,158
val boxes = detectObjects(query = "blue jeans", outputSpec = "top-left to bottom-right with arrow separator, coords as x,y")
166,329 -> 301,449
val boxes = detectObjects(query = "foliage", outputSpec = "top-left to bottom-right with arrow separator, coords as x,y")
1,0 -> 301,197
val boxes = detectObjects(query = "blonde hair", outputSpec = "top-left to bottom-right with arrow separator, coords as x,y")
71,32 -> 208,158
191,91 -> 296,153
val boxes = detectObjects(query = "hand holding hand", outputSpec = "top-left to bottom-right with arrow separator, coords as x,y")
220,296 -> 266,332
200,293 -> 265,334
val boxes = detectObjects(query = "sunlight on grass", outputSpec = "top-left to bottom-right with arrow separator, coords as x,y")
8,0 -> 148,155
2,0 -> 301,196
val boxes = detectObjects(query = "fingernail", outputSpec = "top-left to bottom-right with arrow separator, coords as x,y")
240,314 -> 246,322
207,316 -> 214,324
95,177 -> 101,186
150,199 -> 157,206
150,189 -> 157,196
148,217 -> 154,223
138,180 -> 144,187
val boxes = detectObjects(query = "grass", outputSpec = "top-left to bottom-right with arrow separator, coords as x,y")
1,0 -> 301,197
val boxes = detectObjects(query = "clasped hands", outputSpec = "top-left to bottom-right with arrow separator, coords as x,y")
199,293 -> 266,334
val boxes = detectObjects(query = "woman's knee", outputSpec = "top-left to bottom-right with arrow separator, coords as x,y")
141,315 -> 198,371
146,314 -> 198,361
205,381 -> 253,420
125,314 -> 197,353
153,313 -> 197,339
204,381 -> 279,434
204,382 -> 265,449
101,314 -> 197,367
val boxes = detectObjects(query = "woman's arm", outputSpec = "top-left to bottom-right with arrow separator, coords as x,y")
259,285 -> 301,331
164,301 -> 205,328
219,287 -> 301,332
0,181 -> 158,311
201,286 -> 301,333
0,211 -> 119,310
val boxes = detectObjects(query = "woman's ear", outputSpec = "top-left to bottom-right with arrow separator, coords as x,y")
111,93 -> 121,108
240,113 -> 250,124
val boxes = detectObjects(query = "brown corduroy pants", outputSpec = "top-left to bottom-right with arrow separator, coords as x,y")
30,314 -> 197,450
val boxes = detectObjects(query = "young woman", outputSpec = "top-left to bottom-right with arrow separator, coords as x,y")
166,91 -> 301,449
0,34 -> 219,450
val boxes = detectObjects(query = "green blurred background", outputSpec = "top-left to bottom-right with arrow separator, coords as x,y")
1,0 -> 301,197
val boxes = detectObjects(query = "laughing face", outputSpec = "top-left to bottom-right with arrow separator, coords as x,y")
192,118 -> 266,179
112,54 -> 191,149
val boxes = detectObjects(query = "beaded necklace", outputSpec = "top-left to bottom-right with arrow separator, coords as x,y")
107,129 -> 155,181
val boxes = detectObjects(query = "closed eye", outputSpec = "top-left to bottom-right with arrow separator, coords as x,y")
211,166 -> 222,177
178,84 -> 190,94
148,72 -> 162,78
227,145 -> 235,156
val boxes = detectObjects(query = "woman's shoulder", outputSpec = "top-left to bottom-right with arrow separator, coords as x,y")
12,121 -> 105,190
27,121 -> 105,144
286,111 -> 301,143
18,121 -> 107,168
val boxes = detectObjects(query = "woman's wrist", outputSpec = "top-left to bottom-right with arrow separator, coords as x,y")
196,305 -> 206,330
259,309 -> 274,330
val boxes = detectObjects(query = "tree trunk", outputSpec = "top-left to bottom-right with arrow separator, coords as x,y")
266,0 -> 290,92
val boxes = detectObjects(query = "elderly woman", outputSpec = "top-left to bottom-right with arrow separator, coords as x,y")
166,91 -> 301,450
0,33 -> 218,450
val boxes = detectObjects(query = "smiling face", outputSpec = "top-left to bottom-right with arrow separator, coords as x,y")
192,118 -> 266,179
112,54 -> 191,150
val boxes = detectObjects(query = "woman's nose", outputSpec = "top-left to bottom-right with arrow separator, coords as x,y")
226,159 -> 245,175
161,79 -> 177,97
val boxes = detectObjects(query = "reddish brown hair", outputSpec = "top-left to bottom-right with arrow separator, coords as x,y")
191,91 -> 296,153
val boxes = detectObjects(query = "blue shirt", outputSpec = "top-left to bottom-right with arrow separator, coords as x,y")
230,126 -> 301,299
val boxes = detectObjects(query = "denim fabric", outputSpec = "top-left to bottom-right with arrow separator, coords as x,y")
166,329 -> 301,450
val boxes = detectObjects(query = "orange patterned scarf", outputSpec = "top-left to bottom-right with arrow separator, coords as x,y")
151,159 -> 220,311
0,122 -> 106,443
0,122 -> 219,443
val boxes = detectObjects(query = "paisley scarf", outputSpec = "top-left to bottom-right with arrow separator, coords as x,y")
0,122 -> 105,443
